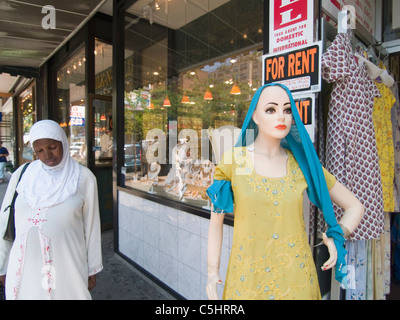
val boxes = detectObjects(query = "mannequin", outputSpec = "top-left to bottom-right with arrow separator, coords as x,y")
147,161 -> 161,194
206,84 -> 364,300
354,52 -> 395,87
148,161 -> 161,181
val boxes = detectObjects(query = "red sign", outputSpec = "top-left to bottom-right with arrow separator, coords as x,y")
273,0 -> 308,30
269,0 -> 313,54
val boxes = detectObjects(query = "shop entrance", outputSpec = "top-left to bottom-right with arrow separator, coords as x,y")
89,94 -> 113,230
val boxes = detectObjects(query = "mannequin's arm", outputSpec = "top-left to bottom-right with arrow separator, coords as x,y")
321,181 -> 365,270
206,208 -> 225,300
329,181 -> 365,235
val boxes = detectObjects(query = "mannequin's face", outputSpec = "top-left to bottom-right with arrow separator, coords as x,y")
32,138 -> 63,167
252,86 -> 292,140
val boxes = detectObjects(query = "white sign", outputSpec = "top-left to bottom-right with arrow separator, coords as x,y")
269,0 -> 314,54
70,105 -> 85,127
70,105 -> 85,118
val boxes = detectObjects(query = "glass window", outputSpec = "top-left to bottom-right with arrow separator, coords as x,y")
94,40 -> 113,166
95,40 -> 113,96
0,108 -> 14,165
18,84 -> 36,163
56,46 -> 86,165
123,0 -> 264,210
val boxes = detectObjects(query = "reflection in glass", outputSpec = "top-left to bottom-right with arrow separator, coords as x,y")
19,85 -> 35,161
123,0 -> 264,210
56,46 -> 86,165
95,40 -> 113,96
93,98 -> 113,166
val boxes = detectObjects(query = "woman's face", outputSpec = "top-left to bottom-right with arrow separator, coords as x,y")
252,86 -> 293,140
32,138 -> 63,167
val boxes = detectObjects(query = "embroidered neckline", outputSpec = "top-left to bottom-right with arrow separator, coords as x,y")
245,147 -> 293,180
230,147 -> 301,199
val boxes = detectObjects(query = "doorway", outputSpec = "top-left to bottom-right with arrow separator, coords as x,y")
89,94 -> 113,230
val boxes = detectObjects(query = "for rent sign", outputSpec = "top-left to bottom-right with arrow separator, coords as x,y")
262,42 -> 321,93
269,0 -> 314,54
294,93 -> 315,142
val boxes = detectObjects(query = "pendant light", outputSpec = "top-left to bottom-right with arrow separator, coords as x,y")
181,94 -> 190,104
163,95 -> 171,107
203,88 -> 213,100
230,82 -> 241,95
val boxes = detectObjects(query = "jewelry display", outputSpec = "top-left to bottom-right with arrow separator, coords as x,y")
124,136 -> 215,205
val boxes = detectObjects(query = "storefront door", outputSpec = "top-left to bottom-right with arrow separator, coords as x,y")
89,94 -> 113,230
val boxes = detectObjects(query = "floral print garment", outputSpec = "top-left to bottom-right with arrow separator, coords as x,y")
321,33 -> 384,240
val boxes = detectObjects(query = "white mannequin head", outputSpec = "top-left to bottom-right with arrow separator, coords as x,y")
251,85 -> 292,142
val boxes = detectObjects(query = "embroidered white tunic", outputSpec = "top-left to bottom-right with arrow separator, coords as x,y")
0,165 -> 103,300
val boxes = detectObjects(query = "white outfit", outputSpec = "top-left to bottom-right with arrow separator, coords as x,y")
0,120 -> 103,299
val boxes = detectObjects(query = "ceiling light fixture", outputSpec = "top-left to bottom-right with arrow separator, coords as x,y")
163,95 -> 171,107
204,89 -> 213,100
230,83 -> 241,95
181,94 -> 190,104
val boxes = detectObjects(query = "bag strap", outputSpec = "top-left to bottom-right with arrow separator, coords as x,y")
3,163 -> 30,212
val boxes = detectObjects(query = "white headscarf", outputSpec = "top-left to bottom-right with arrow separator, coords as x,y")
16,120 -> 81,210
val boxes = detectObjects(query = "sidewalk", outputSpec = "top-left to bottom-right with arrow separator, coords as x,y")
0,170 -> 176,300
91,229 -> 176,300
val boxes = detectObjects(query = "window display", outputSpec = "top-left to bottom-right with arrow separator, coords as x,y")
18,85 -> 35,162
122,0 -> 264,211
56,46 -> 86,165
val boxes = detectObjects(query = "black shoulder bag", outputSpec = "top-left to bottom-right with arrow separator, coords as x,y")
3,163 -> 30,242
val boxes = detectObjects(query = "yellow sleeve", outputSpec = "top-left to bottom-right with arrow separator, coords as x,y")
322,166 -> 337,190
213,149 -> 233,182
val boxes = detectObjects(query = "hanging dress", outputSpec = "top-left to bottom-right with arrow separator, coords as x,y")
372,66 -> 396,212
321,33 -> 384,240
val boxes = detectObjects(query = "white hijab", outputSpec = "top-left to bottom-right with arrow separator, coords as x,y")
17,120 -> 81,210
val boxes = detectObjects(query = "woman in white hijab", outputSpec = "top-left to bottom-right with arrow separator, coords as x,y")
0,120 -> 103,300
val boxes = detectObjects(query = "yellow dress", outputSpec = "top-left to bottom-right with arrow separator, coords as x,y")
214,147 -> 336,300
373,70 -> 396,212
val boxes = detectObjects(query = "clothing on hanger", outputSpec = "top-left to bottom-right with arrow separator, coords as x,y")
321,32 -> 384,241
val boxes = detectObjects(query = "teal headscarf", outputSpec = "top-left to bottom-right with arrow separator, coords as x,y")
207,82 -> 347,285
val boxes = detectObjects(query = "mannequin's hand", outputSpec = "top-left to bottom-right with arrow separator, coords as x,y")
206,273 -> 222,300
321,233 -> 337,271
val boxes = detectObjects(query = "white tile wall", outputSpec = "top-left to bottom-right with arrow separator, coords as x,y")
118,190 -> 233,300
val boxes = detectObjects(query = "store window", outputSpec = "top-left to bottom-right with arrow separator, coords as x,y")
18,83 -> 36,163
94,40 -> 113,165
95,40 -> 113,96
0,108 -> 14,165
123,0 -> 264,211
56,46 -> 86,165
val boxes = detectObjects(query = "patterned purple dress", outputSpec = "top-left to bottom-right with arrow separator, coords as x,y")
321,33 -> 383,240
